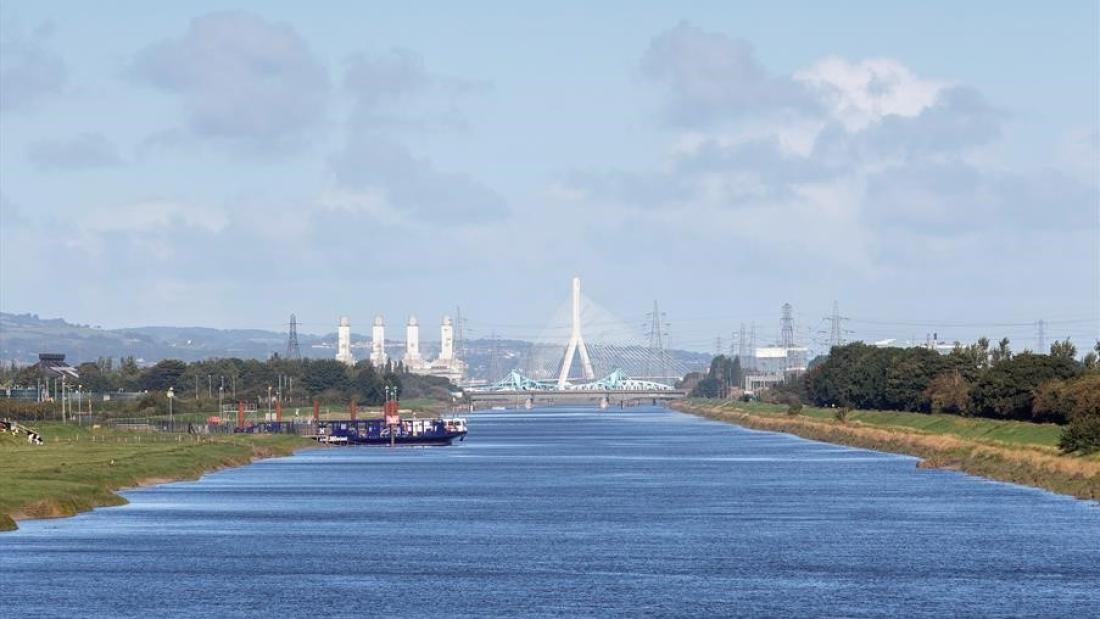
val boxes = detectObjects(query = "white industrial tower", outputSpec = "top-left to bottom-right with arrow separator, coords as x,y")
335,316 -> 354,366
557,276 -> 595,387
438,316 -> 454,364
404,315 -> 424,369
371,315 -> 387,366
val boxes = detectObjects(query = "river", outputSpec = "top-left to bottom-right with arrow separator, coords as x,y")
2,407 -> 1098,617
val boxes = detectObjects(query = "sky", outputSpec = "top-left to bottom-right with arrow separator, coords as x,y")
1,1 -> 1097,354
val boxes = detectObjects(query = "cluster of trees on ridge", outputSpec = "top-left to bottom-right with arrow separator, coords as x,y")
0,356 -> 456,419
689,339 -> 1100,454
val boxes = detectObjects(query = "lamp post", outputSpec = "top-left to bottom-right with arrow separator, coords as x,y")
167,386 -> 175,429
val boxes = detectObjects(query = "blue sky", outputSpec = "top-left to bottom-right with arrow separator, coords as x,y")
1,1 -> 1097,353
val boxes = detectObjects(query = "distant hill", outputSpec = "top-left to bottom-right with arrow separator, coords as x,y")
0,312 -> 711,380
0,312 -> 325,365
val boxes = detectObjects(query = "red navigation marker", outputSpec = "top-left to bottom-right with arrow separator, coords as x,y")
384,399 -> 400,427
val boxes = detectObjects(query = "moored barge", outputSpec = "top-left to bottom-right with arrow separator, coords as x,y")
315,416 -> 467,446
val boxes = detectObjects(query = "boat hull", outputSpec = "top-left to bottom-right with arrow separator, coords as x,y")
340,431 -> 466,446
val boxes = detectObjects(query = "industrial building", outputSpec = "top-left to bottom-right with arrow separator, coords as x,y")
331,313 -> 466,382
740,303 -> 808,395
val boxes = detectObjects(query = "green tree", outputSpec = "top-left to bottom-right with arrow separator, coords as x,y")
1049,339 -> 1077,360
690,376 -> 721,398
302,360 -> 351,396
689,355 -> 742,398
76,362 -> 112,393
804,343 -> 945,412
1083,351 -> 1099,371
990,337 -> 1012,366
118,356 -> 141,390
969,353 -> 1079,420
353,363 -> 385,405
139,359 -> 187,391
1057,373 -> 1100,452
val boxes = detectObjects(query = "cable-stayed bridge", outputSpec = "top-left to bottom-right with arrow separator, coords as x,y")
467,278 -> 688,407
509,277 -> 693,384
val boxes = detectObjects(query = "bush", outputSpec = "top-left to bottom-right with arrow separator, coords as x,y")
1059,415 -> 1100,454
926,371 -> 970,415
834,407 -> 850,423
786,396 -> 802,416
0,399 -> 56,422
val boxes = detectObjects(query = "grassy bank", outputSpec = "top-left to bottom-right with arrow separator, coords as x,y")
0,425 -> 313,532
674,400 -> 1100,502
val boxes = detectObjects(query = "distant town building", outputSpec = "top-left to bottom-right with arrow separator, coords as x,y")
32,353 -> 79,380
872,338 -> 958,355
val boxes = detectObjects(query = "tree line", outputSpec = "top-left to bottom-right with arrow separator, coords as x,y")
687,338 -> 1100,454
801,339 -> 1099,453
1,355 -> 456,417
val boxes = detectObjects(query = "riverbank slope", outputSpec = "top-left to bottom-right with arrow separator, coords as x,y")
1,425 -> 313,532
674,400 -> 1100,501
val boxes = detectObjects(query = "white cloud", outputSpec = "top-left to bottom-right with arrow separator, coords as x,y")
130,11 -> 329,152
794,57 -> 947,132
565,23 -> 1094,281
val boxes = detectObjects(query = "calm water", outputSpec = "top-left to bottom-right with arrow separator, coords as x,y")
2,407 -> 1098,618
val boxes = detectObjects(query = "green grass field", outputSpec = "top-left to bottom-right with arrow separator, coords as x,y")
0,424 -> 312,532
714,401 -> 1064,448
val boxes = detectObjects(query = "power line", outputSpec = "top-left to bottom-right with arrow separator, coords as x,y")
285,314 -> 301,360
780,303 -> 794,348
824,301 -> 851,348
644,300 -> 670,384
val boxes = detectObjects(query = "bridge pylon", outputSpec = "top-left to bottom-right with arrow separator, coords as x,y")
558,276 -> 595,387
